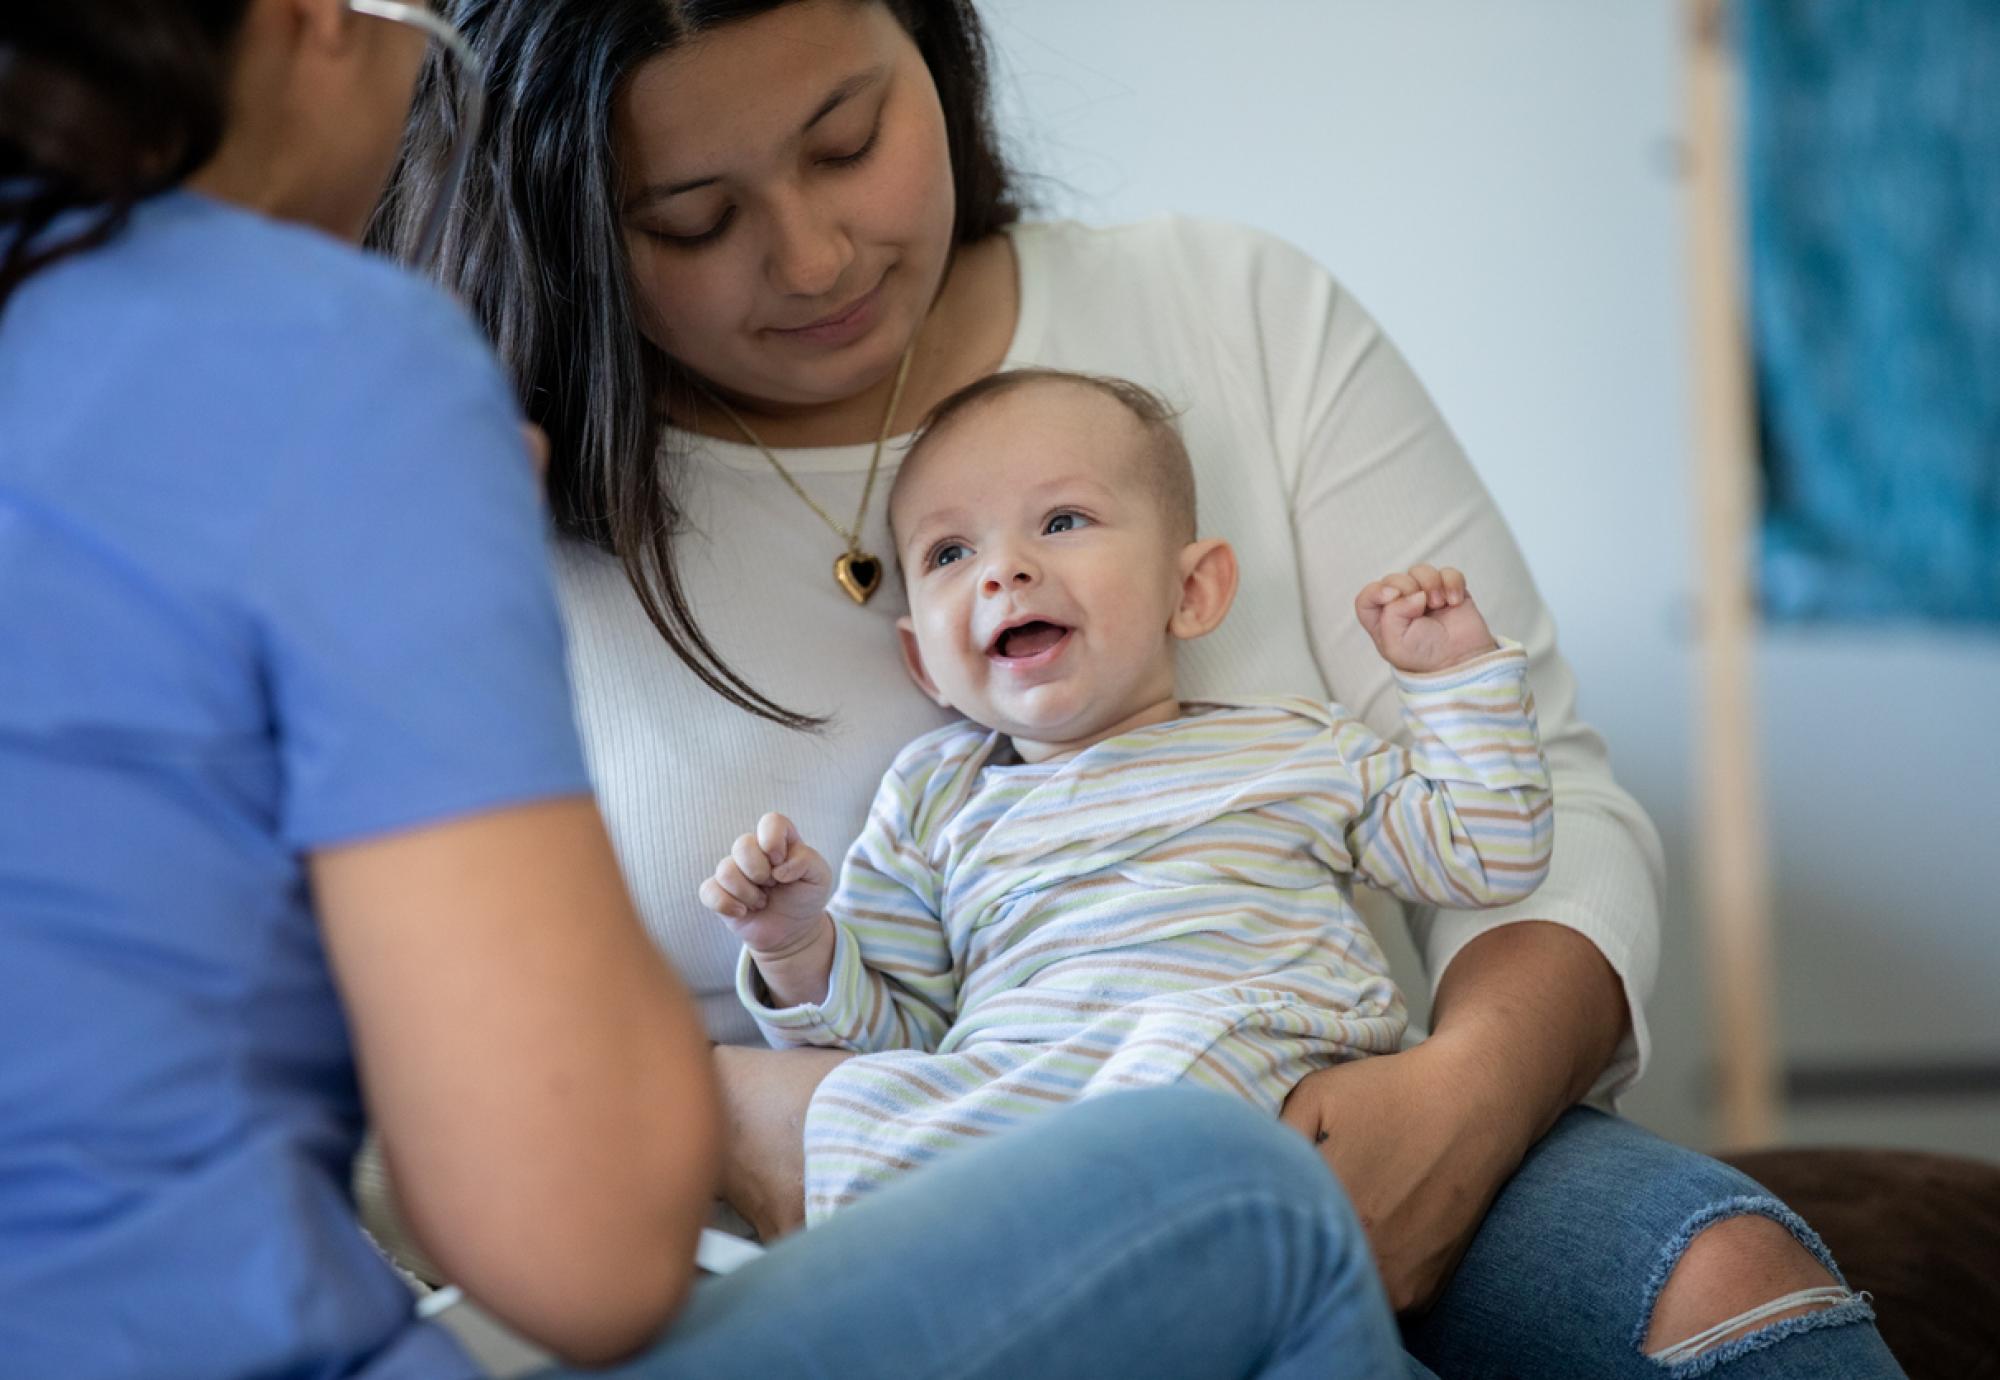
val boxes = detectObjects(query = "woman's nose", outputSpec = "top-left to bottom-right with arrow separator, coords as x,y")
765,190 -> 853,299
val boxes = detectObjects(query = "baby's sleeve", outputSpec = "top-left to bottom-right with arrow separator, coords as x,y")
737,753 -> 956,1053
1318,643 -> 1554,908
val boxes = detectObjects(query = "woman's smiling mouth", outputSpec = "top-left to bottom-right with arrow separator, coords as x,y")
767,275 -> 888,346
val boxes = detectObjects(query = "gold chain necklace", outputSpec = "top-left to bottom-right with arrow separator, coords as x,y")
701,342 -> 916,605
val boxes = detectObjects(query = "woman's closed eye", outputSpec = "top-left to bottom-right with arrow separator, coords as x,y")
817,123 -> 881,170
639,127 -> 876,249
645,206 -> 736,249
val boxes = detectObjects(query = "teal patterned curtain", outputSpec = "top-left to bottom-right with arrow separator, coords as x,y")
1743,0 -> 2000,622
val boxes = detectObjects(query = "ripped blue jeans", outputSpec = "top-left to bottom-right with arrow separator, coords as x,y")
1402,1107 -> 1905,1378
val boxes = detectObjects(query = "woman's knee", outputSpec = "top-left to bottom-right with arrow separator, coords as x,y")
1639,1198 -> 1876,1371
1414,1111 -> 1895,1376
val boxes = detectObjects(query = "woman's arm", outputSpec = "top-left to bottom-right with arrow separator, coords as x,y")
1245,228 -> 1662,1092
315,797 -> 721,1366
1224,225 -> 1660,1302
712,1042 -> 851,1240
236,264 -> 729,1361
1280,920 -> 1625,1310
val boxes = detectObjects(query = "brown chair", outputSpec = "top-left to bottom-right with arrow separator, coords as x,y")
1718,1147 -> 2000,1379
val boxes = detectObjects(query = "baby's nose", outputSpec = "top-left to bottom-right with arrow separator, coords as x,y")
981,563 -> 1037,596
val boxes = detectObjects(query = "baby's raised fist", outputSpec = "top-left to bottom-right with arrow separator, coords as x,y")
1354,564 -> 1499,674
698,811 -> 834,959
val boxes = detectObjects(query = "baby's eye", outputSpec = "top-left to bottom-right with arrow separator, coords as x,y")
1044,511 -> 1091,535
930,541 -> 969,569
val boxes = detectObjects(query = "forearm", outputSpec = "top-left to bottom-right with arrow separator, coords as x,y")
712,1043 -> 848,1240
1424,919 -> 1628,1150
320,800 -> 720,1365
1278,919 -> 1628,1313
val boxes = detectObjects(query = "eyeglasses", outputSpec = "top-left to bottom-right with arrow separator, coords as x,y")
347,0 -> 486,270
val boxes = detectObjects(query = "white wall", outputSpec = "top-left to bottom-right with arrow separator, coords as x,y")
981,0 -> 2000,1158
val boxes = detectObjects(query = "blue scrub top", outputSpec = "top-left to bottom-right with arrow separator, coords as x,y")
0,191 -> 592,1379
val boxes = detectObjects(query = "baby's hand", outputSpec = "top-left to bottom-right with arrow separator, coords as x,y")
1355,565 -> 1499,674
698,812 -> 834,960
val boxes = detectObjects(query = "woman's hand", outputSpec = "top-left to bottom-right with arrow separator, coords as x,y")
1281,920 -> 1628,1314
1280,1038 -> 1520,1314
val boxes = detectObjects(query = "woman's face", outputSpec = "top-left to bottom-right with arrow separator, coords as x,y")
613,0 -> 957,413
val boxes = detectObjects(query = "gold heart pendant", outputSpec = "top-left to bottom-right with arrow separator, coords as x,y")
833,550 -> 882,605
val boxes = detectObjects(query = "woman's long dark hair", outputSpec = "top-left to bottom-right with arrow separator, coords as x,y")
373,0 -> 1021,729
0,1 -> 251,312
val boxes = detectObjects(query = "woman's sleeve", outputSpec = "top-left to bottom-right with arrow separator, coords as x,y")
1243,229 -> 1664,1097
251,280 -> 590,849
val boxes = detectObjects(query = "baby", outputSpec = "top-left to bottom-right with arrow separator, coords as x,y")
700,369 -> 1554,1223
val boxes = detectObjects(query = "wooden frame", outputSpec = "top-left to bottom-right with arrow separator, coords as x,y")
1685,0 -> 1778,1147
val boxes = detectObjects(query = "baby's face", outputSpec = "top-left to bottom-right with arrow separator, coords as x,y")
891,384 -> 1190,754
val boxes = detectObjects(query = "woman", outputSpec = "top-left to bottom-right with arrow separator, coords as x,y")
383,1 -> 1907,1374
0,2 -> 1411,1376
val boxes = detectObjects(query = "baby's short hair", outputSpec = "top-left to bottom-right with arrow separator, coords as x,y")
896,368 -> 1199,541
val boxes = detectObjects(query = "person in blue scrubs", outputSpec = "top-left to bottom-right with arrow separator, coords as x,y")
0,3 -> 1404,1377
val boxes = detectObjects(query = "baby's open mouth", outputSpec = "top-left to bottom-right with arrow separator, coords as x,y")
989,620 -> 1070,659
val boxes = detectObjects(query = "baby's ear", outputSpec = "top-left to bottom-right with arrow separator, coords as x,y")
1169,538 -> 1239,641
897,616 -> 952,706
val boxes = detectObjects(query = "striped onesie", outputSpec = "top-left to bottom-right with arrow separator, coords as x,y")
739,643 -> 1554,1222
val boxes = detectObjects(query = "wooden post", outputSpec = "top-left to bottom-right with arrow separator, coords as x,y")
1685,0 -> 1779,1148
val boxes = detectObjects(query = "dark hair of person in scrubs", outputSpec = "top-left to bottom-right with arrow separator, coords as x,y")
0,2 -> 259,307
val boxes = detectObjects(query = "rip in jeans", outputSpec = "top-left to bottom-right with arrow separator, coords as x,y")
1635,1195 -> 1876,1374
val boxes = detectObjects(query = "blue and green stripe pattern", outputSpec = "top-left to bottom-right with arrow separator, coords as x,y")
737,642 -> 1553,1222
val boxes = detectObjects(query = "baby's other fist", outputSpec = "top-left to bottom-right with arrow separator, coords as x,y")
1355,564 -> 1499,673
